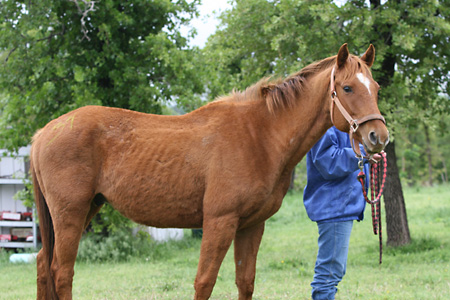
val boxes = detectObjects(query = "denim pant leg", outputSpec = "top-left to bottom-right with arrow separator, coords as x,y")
311,220 -> 353,300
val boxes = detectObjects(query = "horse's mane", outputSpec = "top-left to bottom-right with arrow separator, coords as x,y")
221,54 -> 369,113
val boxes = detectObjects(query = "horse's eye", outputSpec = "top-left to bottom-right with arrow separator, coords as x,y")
343,86 -> 353,93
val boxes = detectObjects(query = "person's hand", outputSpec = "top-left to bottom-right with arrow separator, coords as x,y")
369,151 -> 385,164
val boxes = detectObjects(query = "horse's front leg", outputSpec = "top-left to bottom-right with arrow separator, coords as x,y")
194,214 -> 239,300
234,222 -> 265,300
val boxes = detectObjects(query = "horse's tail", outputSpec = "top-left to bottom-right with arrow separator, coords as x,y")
31,159 -> 58,300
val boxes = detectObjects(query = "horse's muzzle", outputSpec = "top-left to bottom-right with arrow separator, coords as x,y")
362,127 -> 389,154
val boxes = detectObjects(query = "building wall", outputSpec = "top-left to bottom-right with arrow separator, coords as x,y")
0,147 -> 30,235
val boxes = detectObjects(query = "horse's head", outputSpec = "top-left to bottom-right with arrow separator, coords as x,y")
330,43 -> 389,156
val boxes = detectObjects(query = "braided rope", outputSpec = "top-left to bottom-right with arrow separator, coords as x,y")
357,152 -> 387,264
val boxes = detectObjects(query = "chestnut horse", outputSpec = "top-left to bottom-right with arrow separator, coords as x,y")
30,44 -> 389,300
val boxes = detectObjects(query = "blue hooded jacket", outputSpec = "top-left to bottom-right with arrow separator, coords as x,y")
303,126 -> 369,223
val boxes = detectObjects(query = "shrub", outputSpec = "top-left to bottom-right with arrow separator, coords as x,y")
77,228 -> 200,263
77,228 -> 155,263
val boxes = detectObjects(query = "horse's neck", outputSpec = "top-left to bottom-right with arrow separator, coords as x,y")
268,69 -> 333,170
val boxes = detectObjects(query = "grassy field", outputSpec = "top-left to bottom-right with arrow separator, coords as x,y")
1,185 -> 449,300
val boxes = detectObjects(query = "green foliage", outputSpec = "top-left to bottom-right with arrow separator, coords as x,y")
77,228 -> 150,263
290,159 -> 307,192
77,228 -> 200,263
13,179 -> 34,208
0,248 -> 10,264
0,0 -> 203,151
89,204 -> 135,234
396,114 -> 450,186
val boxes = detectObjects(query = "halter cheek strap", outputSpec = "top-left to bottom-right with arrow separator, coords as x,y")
329,67 -> 386,158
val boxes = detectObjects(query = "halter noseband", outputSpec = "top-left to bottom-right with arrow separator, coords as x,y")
329,67 -> 386,159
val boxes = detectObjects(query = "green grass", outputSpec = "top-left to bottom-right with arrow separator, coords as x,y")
1,185 -> 449,299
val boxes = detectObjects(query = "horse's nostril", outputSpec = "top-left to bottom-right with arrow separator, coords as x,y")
369,131 -> 378,145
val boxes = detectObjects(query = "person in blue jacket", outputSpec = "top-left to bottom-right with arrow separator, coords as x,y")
303,126 -> 378,300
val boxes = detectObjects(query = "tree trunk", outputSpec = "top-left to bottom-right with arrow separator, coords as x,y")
442,157 -> 448,183
423,123 -> 433,186
383,141 -> 411,246
370,0 -> 411,247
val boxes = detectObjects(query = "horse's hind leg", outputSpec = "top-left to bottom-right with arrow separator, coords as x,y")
36,249 -> 50,299
36,199 -> 101,300
50,195 -> 94,299
234,222 -> 265,300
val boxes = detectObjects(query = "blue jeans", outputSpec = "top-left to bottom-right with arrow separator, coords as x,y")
311,220 -> 353,300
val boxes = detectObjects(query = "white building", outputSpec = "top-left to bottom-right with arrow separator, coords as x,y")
0,146 -> 39,249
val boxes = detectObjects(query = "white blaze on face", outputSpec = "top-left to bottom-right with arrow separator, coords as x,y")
356,73 -> 371,95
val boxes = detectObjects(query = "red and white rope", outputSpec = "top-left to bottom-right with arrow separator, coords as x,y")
357,151 -> 387,264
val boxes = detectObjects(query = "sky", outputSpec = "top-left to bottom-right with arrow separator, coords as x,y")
181,0 -> 232,48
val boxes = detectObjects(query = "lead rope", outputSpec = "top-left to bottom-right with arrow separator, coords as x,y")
356,152 -> 387,264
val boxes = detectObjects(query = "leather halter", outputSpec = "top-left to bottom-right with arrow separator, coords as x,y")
329,67 -> 386,158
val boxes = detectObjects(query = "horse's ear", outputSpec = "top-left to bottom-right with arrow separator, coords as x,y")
361,44 -> 375,67
336,43 -> 349,69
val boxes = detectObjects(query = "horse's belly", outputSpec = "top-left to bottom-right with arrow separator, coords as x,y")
99,152 -> 206,228
103,186 -> 204,229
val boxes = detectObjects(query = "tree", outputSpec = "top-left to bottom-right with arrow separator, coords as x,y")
357,0 -> 449,246
0,0 -> 203,151
201,0 -> 450,246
